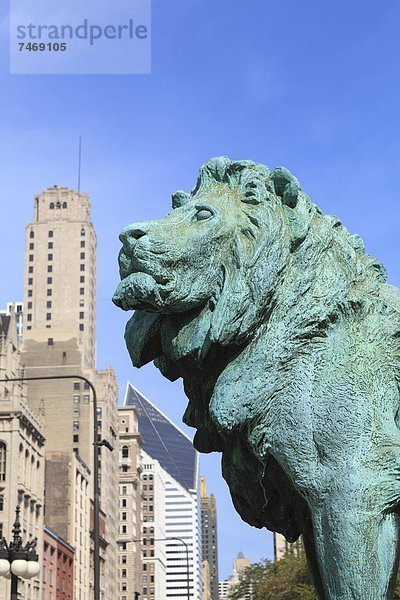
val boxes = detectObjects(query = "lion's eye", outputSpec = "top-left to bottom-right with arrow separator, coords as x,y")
194,208 -> 214,222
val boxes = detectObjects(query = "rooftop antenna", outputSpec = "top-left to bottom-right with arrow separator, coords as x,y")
77,134 -> 82,194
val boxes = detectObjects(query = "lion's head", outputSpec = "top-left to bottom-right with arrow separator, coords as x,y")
112,156 -> 317,346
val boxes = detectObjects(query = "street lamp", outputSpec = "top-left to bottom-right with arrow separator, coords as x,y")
0,374 -> 112,600
0,506 -> 40,600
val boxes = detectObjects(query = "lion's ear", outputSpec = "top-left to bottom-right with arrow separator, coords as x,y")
270,168 -> 315,251
270,167 -> 300,208
172,190 -> 191,209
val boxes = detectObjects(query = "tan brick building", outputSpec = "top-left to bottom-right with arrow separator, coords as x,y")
44,451 -> 91,600
117,406 -> 143,600
21,186 -> 119,599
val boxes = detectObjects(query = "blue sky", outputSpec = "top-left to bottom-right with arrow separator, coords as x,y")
1,0 -> 400,580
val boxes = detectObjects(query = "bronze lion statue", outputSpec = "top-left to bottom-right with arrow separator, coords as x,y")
113,157 -> 400,599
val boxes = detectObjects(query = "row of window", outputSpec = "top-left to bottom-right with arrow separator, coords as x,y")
29,229 -> 87,238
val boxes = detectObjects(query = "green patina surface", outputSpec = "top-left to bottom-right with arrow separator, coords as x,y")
113,157 -> 400,599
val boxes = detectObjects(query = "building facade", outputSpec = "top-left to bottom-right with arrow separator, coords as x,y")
44,451 -> 91,600
218,553 -> 251,600
0,308 -> 45,600
141,453 -> 167,600
125,382 -> 202,600
21,186 -> 119,599
200,476 -> 219,600
117,406 -> 143,600
274,532 -> 303,560
42,525 -> 74,600
202,560 -> 211,600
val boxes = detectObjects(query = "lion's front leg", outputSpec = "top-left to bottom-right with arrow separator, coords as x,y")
309,496 -> 400,600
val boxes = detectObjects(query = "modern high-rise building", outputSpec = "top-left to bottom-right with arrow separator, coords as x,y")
199,476 -> 219,600
21,186 -> 119,600
125,382 -> 202,600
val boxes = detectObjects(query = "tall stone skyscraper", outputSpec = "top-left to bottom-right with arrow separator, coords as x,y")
200,476 -> 219,600
21,186 -> 119,600
23,186 -> 96,368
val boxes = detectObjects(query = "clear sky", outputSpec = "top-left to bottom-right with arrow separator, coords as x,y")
1,0 -> 400,581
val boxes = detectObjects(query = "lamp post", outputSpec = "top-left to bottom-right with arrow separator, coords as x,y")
0,506 -> 41,599
133,536 -> 190,600
0,374 -> 112,600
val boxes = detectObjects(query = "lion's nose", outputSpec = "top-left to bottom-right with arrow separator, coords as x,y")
119,222 -> 149,245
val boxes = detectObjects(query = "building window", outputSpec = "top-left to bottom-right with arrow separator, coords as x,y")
50,202 -> 54,209
29,255 -> 33,262
46,313 -> 51,321
73,409 -> 80,417
73,434 -> 79,443
29,243 -> 34,250
80,264 -> 85,271
48,230 -> 53,237
79,312 -> 84,319
47,338 -> 53,346
80,241 -> 85,248
27,325 -> 31,329
48,254 -> 53,261
80,252 -> 85,260
73,422 -> 80,431
28,266 -> 33,273
73,395 -> 80,404
27,302 -> 32,309
48,265 -> 53,273
81,228 -> 85,236
0,444 -> 6,481
62,202 -> 67,208
29,231 -> 34,238
79,324 -> 84,331
83,395 -> 90,404
80,288 -> 84,295
47,289 -> 52,296
73,382 -> 80,391
122,446 -> 129,459
47,301 -> 52,308
48,242 -> 53,249
80,276 -> 85,283
47,277 -> 52,285
28,278 -> 33,285
0,495 -> 4,511
27,314 -> 32,322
